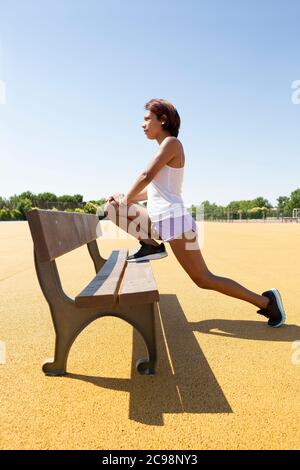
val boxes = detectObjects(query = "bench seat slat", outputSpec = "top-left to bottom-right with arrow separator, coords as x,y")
75,249 -> 128,308
118,261 -> 159,306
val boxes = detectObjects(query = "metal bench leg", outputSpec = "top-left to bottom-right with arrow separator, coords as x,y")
136,303 -> 157,375
116,303 -> 157,375
43,333 -> 71,376
33,252 -> 104,376
42,309 -> 93,376
43,303 -> 158,376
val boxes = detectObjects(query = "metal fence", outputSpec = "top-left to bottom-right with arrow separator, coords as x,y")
31,201 -> 85,210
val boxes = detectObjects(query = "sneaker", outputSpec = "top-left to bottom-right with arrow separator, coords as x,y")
126,240 -> 168,262
257,288 -> 286,327
97,206 -> 108,220
98,213 -> 108,220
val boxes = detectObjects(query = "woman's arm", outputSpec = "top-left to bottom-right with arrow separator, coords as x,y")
105,188 -> 147,205
122,172 -> 149,204
133,189 -> 148,202
121,137 -> 177,205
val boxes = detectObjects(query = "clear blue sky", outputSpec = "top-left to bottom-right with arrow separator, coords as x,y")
1,0 -> 299,207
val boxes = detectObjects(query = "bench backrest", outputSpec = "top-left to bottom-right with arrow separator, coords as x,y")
26,209 -> 101,262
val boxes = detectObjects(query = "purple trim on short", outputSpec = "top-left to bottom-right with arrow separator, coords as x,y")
151,214 -> 198,242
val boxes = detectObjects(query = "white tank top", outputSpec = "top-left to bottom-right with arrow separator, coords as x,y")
146,164 -> 189,222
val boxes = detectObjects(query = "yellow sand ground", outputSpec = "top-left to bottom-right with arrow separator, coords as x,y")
0,220 -> 299,450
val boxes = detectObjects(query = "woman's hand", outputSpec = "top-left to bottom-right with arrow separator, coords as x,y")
118,196 -> 128,206
105,192 -> 125,203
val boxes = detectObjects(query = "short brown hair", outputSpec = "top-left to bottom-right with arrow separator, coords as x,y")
144,98 -> 181,137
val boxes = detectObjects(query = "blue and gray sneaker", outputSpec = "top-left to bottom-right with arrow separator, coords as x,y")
257,288 -> 286,327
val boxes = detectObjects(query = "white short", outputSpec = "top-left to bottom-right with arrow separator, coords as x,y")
151,214 -> 198,242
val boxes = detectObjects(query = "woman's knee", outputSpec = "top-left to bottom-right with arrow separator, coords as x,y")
104,200 -> 119,220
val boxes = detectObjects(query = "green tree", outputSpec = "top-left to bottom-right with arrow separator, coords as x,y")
0,196 -> 9,209
247,207 -> 262,219
83,202 -> 98,214
18,191 -> 36,202
37,192 -> 57,202
0,209 -> 12,220
252,197 -> 272,209
16,198 -> 32,218
73,194 -> 84,203
11,209 -> 22,220
57,194 -> 77,202
287,188 -> 300,214
277,196 -> 290,214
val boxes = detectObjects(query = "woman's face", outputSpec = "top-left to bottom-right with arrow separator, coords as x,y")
141,111 -> 162,139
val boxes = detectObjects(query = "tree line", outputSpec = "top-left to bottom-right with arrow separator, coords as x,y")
192,189 -> 300,220
0,191 -> 106,220
0,188 -> 299,221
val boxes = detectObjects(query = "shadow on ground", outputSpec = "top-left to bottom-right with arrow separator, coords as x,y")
65,294 -> 299,425
192,318 -> 300,341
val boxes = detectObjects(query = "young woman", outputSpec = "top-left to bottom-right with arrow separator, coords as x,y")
103,98 -> 285,328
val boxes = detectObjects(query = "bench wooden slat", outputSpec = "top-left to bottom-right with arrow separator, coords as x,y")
75,249 -> 128,309
26,209 -> 101,262
118,261 -> 160,306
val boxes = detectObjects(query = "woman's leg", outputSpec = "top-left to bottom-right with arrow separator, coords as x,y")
168,229 -> 269,310
104,200 -> 162,246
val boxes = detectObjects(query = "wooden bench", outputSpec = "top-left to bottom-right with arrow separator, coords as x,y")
26,208 -> 159,376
